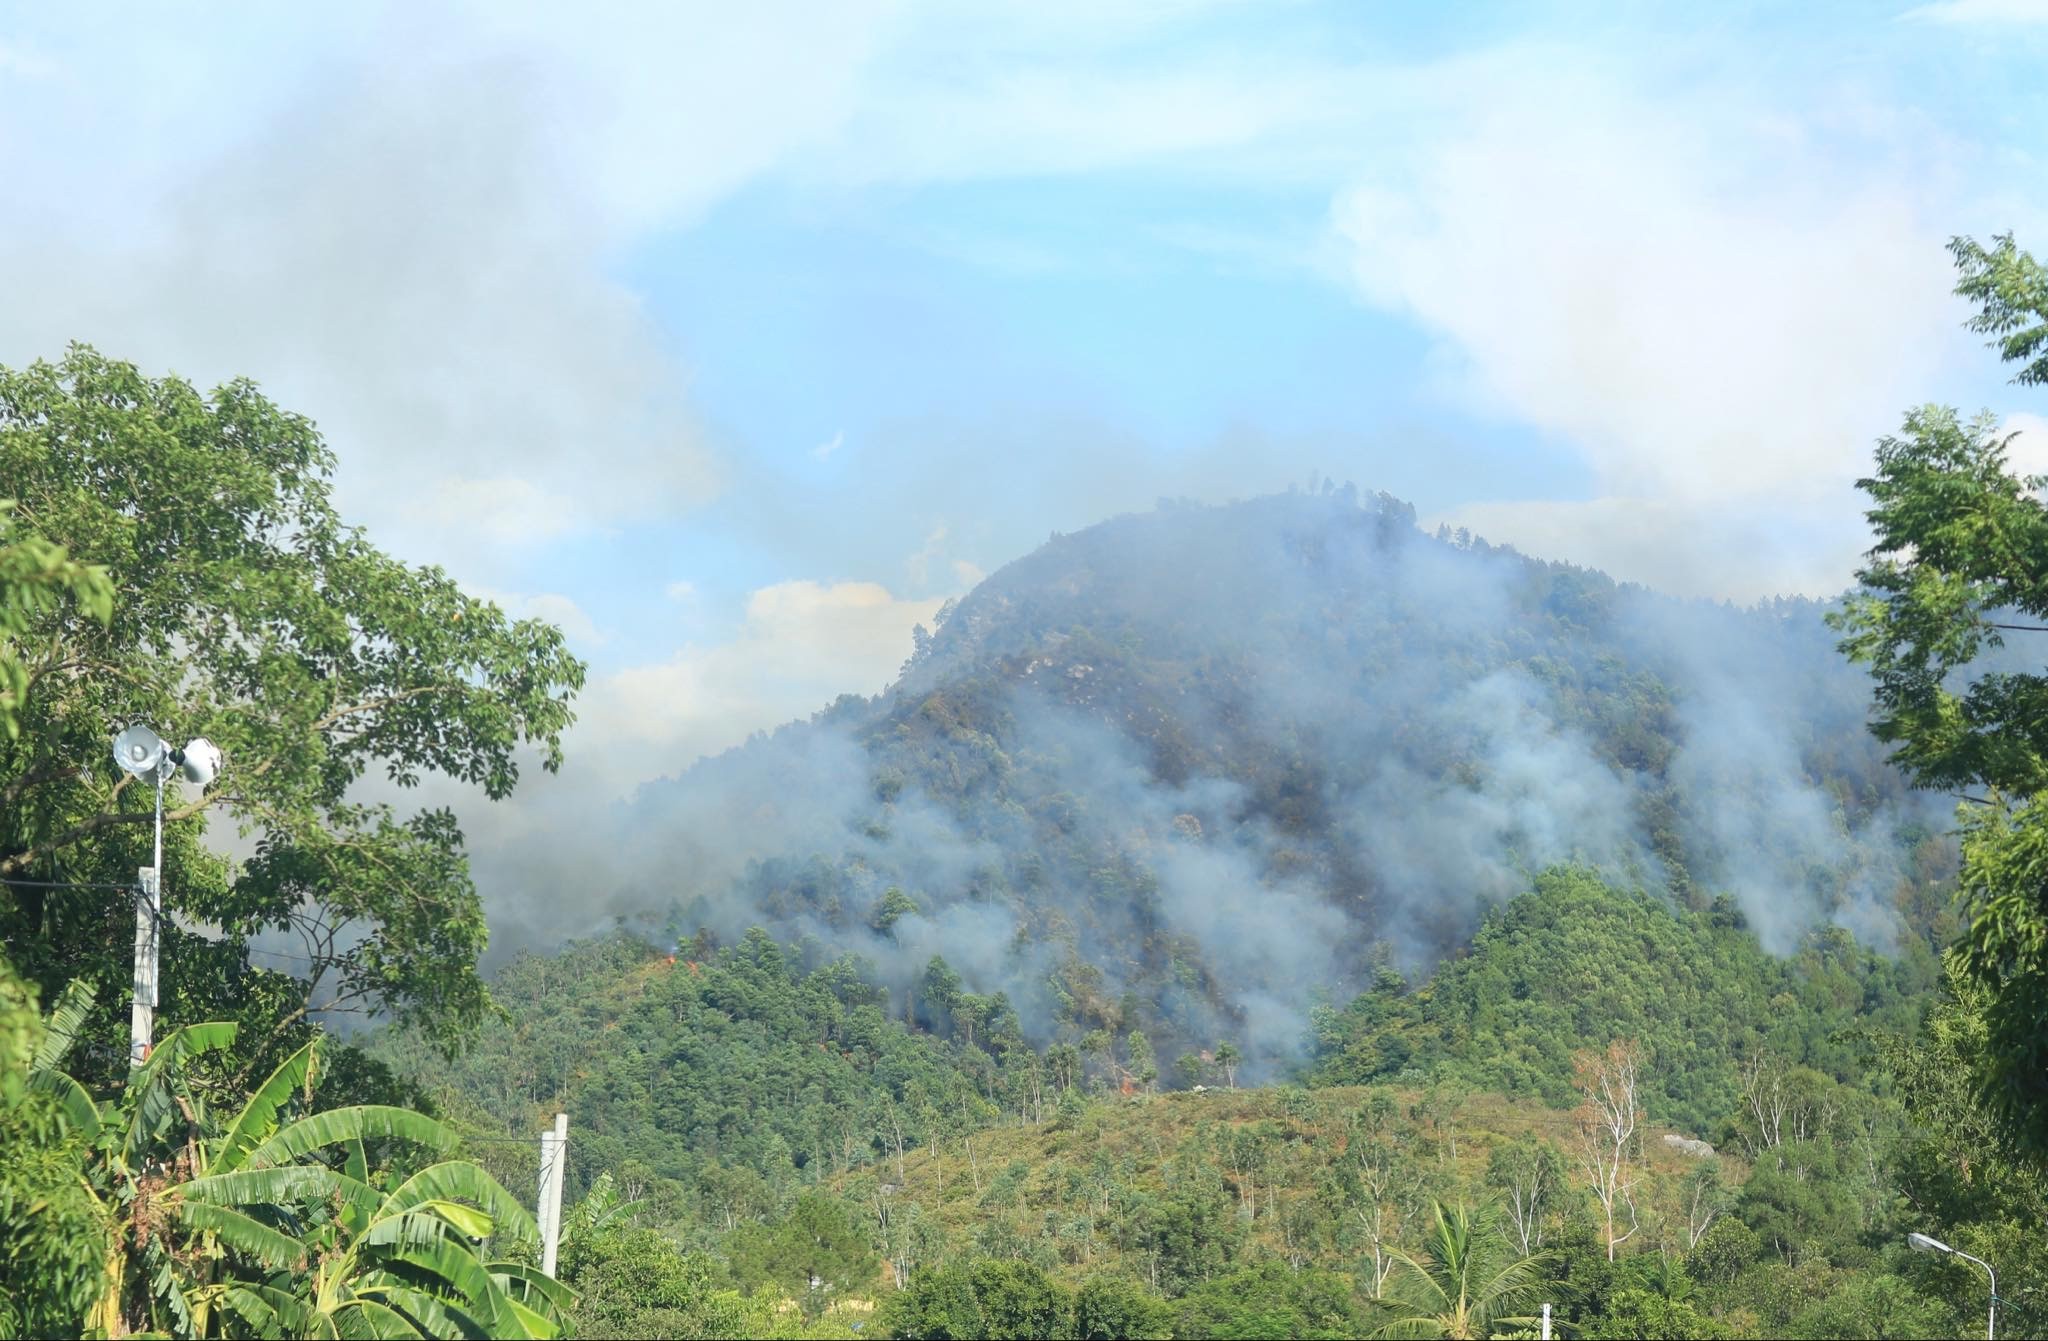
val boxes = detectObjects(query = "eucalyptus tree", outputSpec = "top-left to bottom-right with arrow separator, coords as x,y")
0,345 -> 585,1079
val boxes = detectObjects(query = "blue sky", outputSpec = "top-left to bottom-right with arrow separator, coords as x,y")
2,0 -> 2046,798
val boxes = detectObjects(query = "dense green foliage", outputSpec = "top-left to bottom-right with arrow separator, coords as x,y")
0,345 -> 585,1089
1307,867 -> 1939,1136
374,929 -> 1052,1201
0,350 -> 581,1337
376,863 -> 2029,1338
1834,232 -> 2048,1160
0,498 -> 113,739
0,955 -> 567,1337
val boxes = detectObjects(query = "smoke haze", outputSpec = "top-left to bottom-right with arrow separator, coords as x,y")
460,489 -> 1951,1076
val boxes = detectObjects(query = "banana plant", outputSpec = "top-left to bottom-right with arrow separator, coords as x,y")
32,989 -> 568,1339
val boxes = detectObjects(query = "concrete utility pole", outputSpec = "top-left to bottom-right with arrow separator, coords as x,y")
1541,1303 -> 1553,1339
539,1112 -> 569,1278
536,1130 -> 556,1268
129,865 -> 159,1065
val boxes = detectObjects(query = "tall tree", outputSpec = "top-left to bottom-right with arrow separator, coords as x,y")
1573,1040 -> 1644,1262
1833,233 -> 2048,1155
0,346 -> 585,1078
1485,1138 -> 1562,1257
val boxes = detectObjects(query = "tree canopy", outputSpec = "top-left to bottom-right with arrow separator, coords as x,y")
0,345 -> 585,1077
1834,233 -> 2048,1156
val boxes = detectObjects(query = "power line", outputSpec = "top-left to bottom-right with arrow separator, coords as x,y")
0,876 -> 140,891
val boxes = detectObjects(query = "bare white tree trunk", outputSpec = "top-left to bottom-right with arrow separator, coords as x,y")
1574,1041 -> 1644,1262
1504,1163 -> 1547,1255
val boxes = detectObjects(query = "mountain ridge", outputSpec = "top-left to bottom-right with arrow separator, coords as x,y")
545,487 -> 1948,1077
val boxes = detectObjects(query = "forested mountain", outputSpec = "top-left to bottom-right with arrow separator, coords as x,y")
371,485 -> 2004,1335
380,869 -> 2020,1339
552,487 -> 1953,1080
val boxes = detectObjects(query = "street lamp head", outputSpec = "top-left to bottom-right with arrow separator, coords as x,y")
112,723 -> 167,779
1908,1232 -> 1953,1255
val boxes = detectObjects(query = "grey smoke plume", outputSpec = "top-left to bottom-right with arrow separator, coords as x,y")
460,490 -> 1951,1076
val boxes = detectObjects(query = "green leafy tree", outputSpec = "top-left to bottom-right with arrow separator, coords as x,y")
1370,1201 -> 1548,1341
1952,232 -> 2048,386
1214,1040 -> 1241,1089
922,956 -> 964,1033
1172,1260 -> 1363,1340
0,499 -> 113,738
1832,234 -> 2048,1154
1126,1029 -> 1157,1094
559,1224 -> 747,1340
879,1258 -> 1071,1340
871,887 -> 919,937
1782,1272 -> 1957,1340
730,1192 -> 877,1320
1071,1274 -> 1173,1340
1591,1285 -> 1728,1340
0,960 -> 103,1336
0,347 -> 584,1082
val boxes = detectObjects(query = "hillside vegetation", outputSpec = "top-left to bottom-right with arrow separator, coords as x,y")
376,869 -> 2032,1338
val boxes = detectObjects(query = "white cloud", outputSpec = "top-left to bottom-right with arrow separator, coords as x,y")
812,429 -> 846,460
461,585 -> 606,647
2001,412 -> 2048,478
664,580 -> 699,602
1328,48 -> 1990,598
1335,54 -> 1962,510
0,5 -> 905,589
573,579 -> 945,793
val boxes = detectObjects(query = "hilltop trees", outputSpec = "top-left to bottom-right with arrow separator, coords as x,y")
0,346 -> 585,1084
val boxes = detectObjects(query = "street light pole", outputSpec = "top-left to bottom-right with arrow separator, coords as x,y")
129,765 -> 165,1066
1909,1232 -> 1997,1340
112,724 -> 221,1067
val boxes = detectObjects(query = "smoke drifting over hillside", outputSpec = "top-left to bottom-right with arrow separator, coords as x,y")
468,490 -> 1950,1076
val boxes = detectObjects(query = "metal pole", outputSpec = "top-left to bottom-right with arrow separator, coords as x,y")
129,770 -> 165,1067
129,866 -> 158,1065
1541,1303 -> 1552,1339
1953,1251 -> 1996,1340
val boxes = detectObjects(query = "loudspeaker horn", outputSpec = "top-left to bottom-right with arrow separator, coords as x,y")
113,723 -> 167,778
177,738 -> 223,788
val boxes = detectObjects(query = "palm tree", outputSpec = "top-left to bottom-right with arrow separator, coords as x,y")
1370,1200 -> 1550,1340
